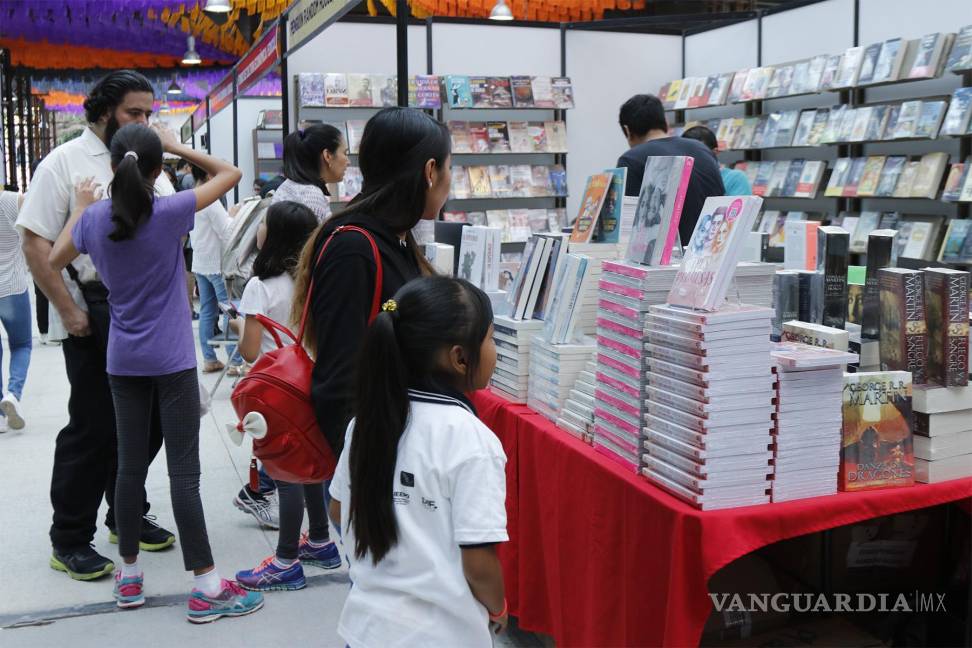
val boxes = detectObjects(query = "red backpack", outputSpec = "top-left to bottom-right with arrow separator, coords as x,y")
229,225 -> 383,484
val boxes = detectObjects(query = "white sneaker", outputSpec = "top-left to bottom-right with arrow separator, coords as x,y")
0,417 -> 7,433
1,394 -> 24,430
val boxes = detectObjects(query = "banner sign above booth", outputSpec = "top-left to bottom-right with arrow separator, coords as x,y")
191,102 -> 207,132
287,0 -> 359,52
238,27 -> 280,94
209,76 -> 235,115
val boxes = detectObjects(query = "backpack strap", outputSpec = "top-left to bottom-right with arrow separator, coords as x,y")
295,225 -> 384,345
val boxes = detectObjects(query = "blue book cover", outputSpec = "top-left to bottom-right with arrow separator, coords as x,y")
596,167 -> 627,243
549,165 -> 568,196
445,75 -> 472,108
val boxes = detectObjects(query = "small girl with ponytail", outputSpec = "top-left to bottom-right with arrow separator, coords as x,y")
50,123 -> 264,624
328,276 -> 509,648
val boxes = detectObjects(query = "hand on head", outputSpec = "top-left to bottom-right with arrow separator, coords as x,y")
74,177 -> 103,211
151,122 -> 179,153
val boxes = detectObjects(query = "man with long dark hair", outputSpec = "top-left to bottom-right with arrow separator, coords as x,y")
18,70 -> 176,581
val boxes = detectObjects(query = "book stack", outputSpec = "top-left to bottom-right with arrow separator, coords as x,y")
568,242 -> 624,335
642,304 -> 776,510
527,335 -> 596,423
769,342 -> 859,502
557,360 -> 597,443
733,262 -> 779,307
593,261 -> 679,472
489,316 -> 543,404
913,408 -> 972,483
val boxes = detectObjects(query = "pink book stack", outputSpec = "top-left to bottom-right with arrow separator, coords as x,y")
592,260 -> 679,471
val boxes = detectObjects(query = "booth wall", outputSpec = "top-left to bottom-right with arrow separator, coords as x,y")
859,0 -> 972,42
286,22 -> 428,129
431,24 -> 561,75
208,107 -> 235,202
685,20 -> 758,77
237,97 -> 283,203
565,30 -> 681,217
762,0 -> 853,64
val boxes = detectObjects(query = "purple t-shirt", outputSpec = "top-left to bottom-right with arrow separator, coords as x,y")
73,191 -> 198,376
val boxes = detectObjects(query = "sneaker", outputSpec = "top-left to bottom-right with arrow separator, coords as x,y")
109,514 -> 176,551
233,489 -> 280,529
50,546 -> 115,581
226,365 -> 246,377
113,570 -> 146,609
187,579 -> 264,623
0,417 -> 7,433
1,394 -> 24,430
298,533 -> 341,569
236,555 -> 306,591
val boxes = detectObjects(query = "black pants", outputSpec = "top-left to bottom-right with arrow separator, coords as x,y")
49,290 -> 162,550
34,282 -> 48,336
276,480 -> 329,560
110,369 -> 213,571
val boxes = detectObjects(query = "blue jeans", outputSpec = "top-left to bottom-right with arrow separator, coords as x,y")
194,273 -> 241,365
0,290 -> 31,402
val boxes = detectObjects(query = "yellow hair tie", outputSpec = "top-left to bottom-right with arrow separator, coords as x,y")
381,299 -> 398,313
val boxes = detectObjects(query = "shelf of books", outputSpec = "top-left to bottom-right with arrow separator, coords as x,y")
658,24 -> 972,268
295,72 -> 575,256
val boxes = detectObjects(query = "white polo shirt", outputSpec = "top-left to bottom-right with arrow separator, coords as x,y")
16,126 -> 174,338
329,389 -> 508,648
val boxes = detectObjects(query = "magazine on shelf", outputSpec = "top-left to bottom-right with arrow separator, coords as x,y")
943,163 -> 969,201
347,74 -> 374,107
818,53 -> 843,90
510,76 -> 535,108
468,166 -> 492,198
507,121 -> 532,153
487,121 -> 511,153
570,173 -> 613,244
486,210 -> 511,242
551,77 -> 575,109
448,121 -> 472,154
910,152 -> 948,199
833,46 -> 865,88
875,157 -> 907,196
855,156 -> 886,197
625,156 -> 693,267
907,32 -> 948,78
488,165 -> 513,199
451,167 -> 471,199
528,123 -> 548,153
445,75 -> 473,108
469,76 -> 490,108
871,38 -> 906,83
939,219 -> 972,262
298,72 -> 325,107
727,69 -> 749,103
323,73 -> 349,106
486,77 -> 513,108
667,197 -> 763,311
947,25 -> 972,72
856,42 -> 883,86
942,88 -> 972,136
914,101 -> 947,139
544,121 -> 567,152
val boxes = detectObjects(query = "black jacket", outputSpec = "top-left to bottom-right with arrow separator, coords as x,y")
308,211 -> 422,453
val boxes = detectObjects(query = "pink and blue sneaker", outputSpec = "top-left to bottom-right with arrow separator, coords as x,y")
299,533 -> 341,570
113,570 -> 145,609
235,556 -> 306,592
187,579 -> 264,623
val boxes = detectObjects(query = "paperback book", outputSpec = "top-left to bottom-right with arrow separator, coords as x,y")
625,156 -> 694,266
924,268 -> 970,387
570,173 -> 613,244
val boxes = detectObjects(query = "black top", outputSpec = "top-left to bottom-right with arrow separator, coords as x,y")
617,136 -> 726,244
308,211 -> 422,453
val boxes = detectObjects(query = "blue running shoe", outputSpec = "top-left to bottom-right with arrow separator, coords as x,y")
298,533 -> 341,569
113,571 -> 145,609
187,579 -> 264,623
235,556 -> 306,591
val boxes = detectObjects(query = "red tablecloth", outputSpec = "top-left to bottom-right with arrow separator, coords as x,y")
472,390 -> 972,648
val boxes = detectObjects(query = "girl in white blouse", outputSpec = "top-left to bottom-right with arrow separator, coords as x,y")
0,189 -> 31,431
270,123 -> 349,222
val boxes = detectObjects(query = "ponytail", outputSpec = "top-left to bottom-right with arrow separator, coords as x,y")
348,276 -> 493,564
106,124 -> 163,242
348,310 -> 410,564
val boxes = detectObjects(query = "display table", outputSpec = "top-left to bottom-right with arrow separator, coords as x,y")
471,390 -> 972,648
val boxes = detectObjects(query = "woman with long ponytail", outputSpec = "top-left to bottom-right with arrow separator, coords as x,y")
50,123 -> 264,624
328,276 -> 509,647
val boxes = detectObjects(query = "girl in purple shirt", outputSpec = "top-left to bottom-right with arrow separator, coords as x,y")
50,123 -> 263,624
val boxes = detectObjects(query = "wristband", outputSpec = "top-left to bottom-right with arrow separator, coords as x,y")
488,598 -> 508,622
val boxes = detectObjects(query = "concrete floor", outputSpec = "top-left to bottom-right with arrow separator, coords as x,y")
0,307 -> 548,647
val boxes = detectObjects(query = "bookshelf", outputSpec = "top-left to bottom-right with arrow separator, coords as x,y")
663,27 -> 972,266
251,127 -> 283,184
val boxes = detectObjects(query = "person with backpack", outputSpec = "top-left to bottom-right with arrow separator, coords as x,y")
271,123 -> 349,222
49,122 -> 263,622
329,276 -> 509,646
290,107 -> 448,471
232,200 -> 342,590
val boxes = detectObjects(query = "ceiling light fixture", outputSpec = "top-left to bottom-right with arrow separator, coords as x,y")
204,0 -> 233,12
167,79 -> 182,95
489,0 -> 514,21
182,36 -> 202,65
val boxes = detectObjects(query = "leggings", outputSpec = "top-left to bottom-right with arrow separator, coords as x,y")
108,368 -> 214,571
276,480 -> 329,560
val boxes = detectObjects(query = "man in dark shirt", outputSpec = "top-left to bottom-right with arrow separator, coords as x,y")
617,94 -> 725,244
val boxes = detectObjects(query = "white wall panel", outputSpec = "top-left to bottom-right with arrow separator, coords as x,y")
432,24 -> 561,75
860,0 -> 972,43
565,30 -> 681,217
762,0 -> 854,63
685,20 -> 758,77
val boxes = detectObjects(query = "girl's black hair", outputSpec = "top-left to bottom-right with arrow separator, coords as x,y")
282,123 -> 344,194
107,123 -> 163,242
252,201 -> 319,280
349,276 -> 493,565
343,107 -> 450,233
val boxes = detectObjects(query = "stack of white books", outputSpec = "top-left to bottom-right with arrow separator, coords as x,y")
489,315 -> 543,403
593,260 -> 679,472
912,385 -> 972,483
527,335 -> 596,423
557,360 -> 597,443
642,303 -> 776,510
732,262 -> 780,307
567,241 -> 624,336
769,342 -> 859,502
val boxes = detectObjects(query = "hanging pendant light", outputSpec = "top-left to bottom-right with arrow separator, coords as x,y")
489,0 -> 514,20
159,100 -> 172,114
167,78 -> 182,95
182,36 -> 202,65
204,0 -> 233,12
